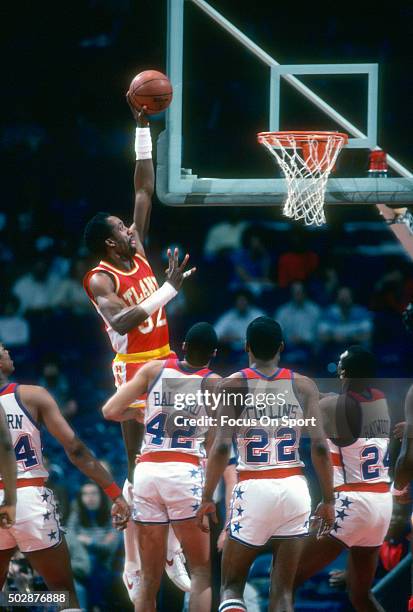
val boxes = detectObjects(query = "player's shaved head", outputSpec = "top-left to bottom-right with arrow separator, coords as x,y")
84,212 -> 113,258
184,322 -> 218,366
339,345 -> 377,379
246,316 -> 283,360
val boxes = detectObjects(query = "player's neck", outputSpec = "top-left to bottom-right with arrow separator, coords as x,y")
249,357 -> 280,374
181,358 -> 209,370
0,374 -> 10,388
105,252 -> 134,271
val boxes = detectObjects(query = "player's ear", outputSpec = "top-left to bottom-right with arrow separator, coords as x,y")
182,341 -> 187,353
212,349 -> 217,357
244,342 -> 249,353
279,341 -> 285,354
105,237 -> 116,249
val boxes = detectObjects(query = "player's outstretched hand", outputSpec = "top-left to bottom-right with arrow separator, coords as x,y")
111,495 -> 131,531
0,504 -> 16,529
310,501 -> 335,539
166,248 -> 196,291
196,500 -> 217,533
126,91 -> 149,127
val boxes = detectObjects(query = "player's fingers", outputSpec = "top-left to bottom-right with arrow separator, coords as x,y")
173,247 -> 179,266
178,253 -> 190,271
183,267 -> 196,279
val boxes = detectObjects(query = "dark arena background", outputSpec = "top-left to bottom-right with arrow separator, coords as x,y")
1,1 -> 413,611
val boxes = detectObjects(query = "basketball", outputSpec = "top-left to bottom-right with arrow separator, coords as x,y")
128,70 -> 173,114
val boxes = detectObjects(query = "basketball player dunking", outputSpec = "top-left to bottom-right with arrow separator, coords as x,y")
197,316 -> 335,612
0,400 -> 16,528
102,322 -> 220,612
83,98 -> 195,601
0,343 -> 129,612
294,346 -> 392,612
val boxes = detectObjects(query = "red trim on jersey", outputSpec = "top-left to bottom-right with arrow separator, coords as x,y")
164,358 -> 211,378
139,451 -> 200,465
408,595 -> 413,611
331,452 -> 343,467
239,467 -> 303,481
335,482 -> 390,493
348,388 -> 385,403
0,383 -> 16,396
0,477 -> 46,489
240,367 -> 292,380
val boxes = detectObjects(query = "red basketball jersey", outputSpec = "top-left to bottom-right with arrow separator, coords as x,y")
83,253 -> 171,361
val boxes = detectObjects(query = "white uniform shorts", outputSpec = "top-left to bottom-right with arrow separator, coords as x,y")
132,460 -> 204,524
228,475 -> 311,547
330,490 -> 393,548
0,486 -> 62,553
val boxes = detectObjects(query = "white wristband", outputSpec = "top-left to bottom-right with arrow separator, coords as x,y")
140,282 -> 177,317
135,127 -> 152,160
390,481 -> 408,496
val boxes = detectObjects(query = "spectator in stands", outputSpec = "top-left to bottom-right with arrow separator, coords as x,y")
318,287 -> 373,348
67,482 -> 121,611
51,259 -> 90,314
0,295 -> 29,349
371,267 -> 413,314
204,211 -> 248,260
39,359 -> 78,420
215,289 -> 265,353
308,265 -> 340,306
230,226 -> 274,296
277,230 -> 320,288
275,282 -> 320,364
12,257 -> 58,314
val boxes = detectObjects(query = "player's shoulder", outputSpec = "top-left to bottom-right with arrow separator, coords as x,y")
292,373 -> 320,400
87,270 -> 117,296
17,385 -> 53,412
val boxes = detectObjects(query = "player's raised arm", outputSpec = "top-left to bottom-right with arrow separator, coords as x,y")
0,402 -> 17,528
89,248 -> 195,336
393,383 -> 413,493
126,94 -> 153,252
295,375 -> 335,537
23,386 -> 130,527
102,360 -> 162,421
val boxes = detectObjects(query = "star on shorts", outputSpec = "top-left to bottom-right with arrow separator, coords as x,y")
332,521 -> 342,532
336,509 -> 348,521
41,492 -> 49,502
191,502 -> 200,511
190,486 -> 200,495
236,506 -> 244,517
189,469 -> 199,478
234,488 -> 245,499
48,530 -> 57,540
340,496 -> 353,508
232,521 -> 243,533
43,511 -> 51,521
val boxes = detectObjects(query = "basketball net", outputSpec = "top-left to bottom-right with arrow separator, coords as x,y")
258,131 -> 348,226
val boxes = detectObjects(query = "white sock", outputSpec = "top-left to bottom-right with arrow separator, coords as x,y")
122,479 -> 141,573
167,527 -> 182,559
218,600 -> 247,612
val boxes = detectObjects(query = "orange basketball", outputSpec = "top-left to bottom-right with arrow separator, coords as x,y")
128,70 -> 173,114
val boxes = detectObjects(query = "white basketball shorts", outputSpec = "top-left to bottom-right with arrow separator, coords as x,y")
0,486 -> 62,553
330,490 -> 392,548
132,459 -> 204,524
228,474 -> 311,547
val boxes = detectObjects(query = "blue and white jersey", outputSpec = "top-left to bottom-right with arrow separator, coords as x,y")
0,383 -> 48,481
142,358 -> 214,458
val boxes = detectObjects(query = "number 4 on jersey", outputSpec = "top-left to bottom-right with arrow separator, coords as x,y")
14,434 -> 39,469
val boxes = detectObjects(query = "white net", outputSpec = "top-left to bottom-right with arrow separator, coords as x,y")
258,132 -> 347,226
